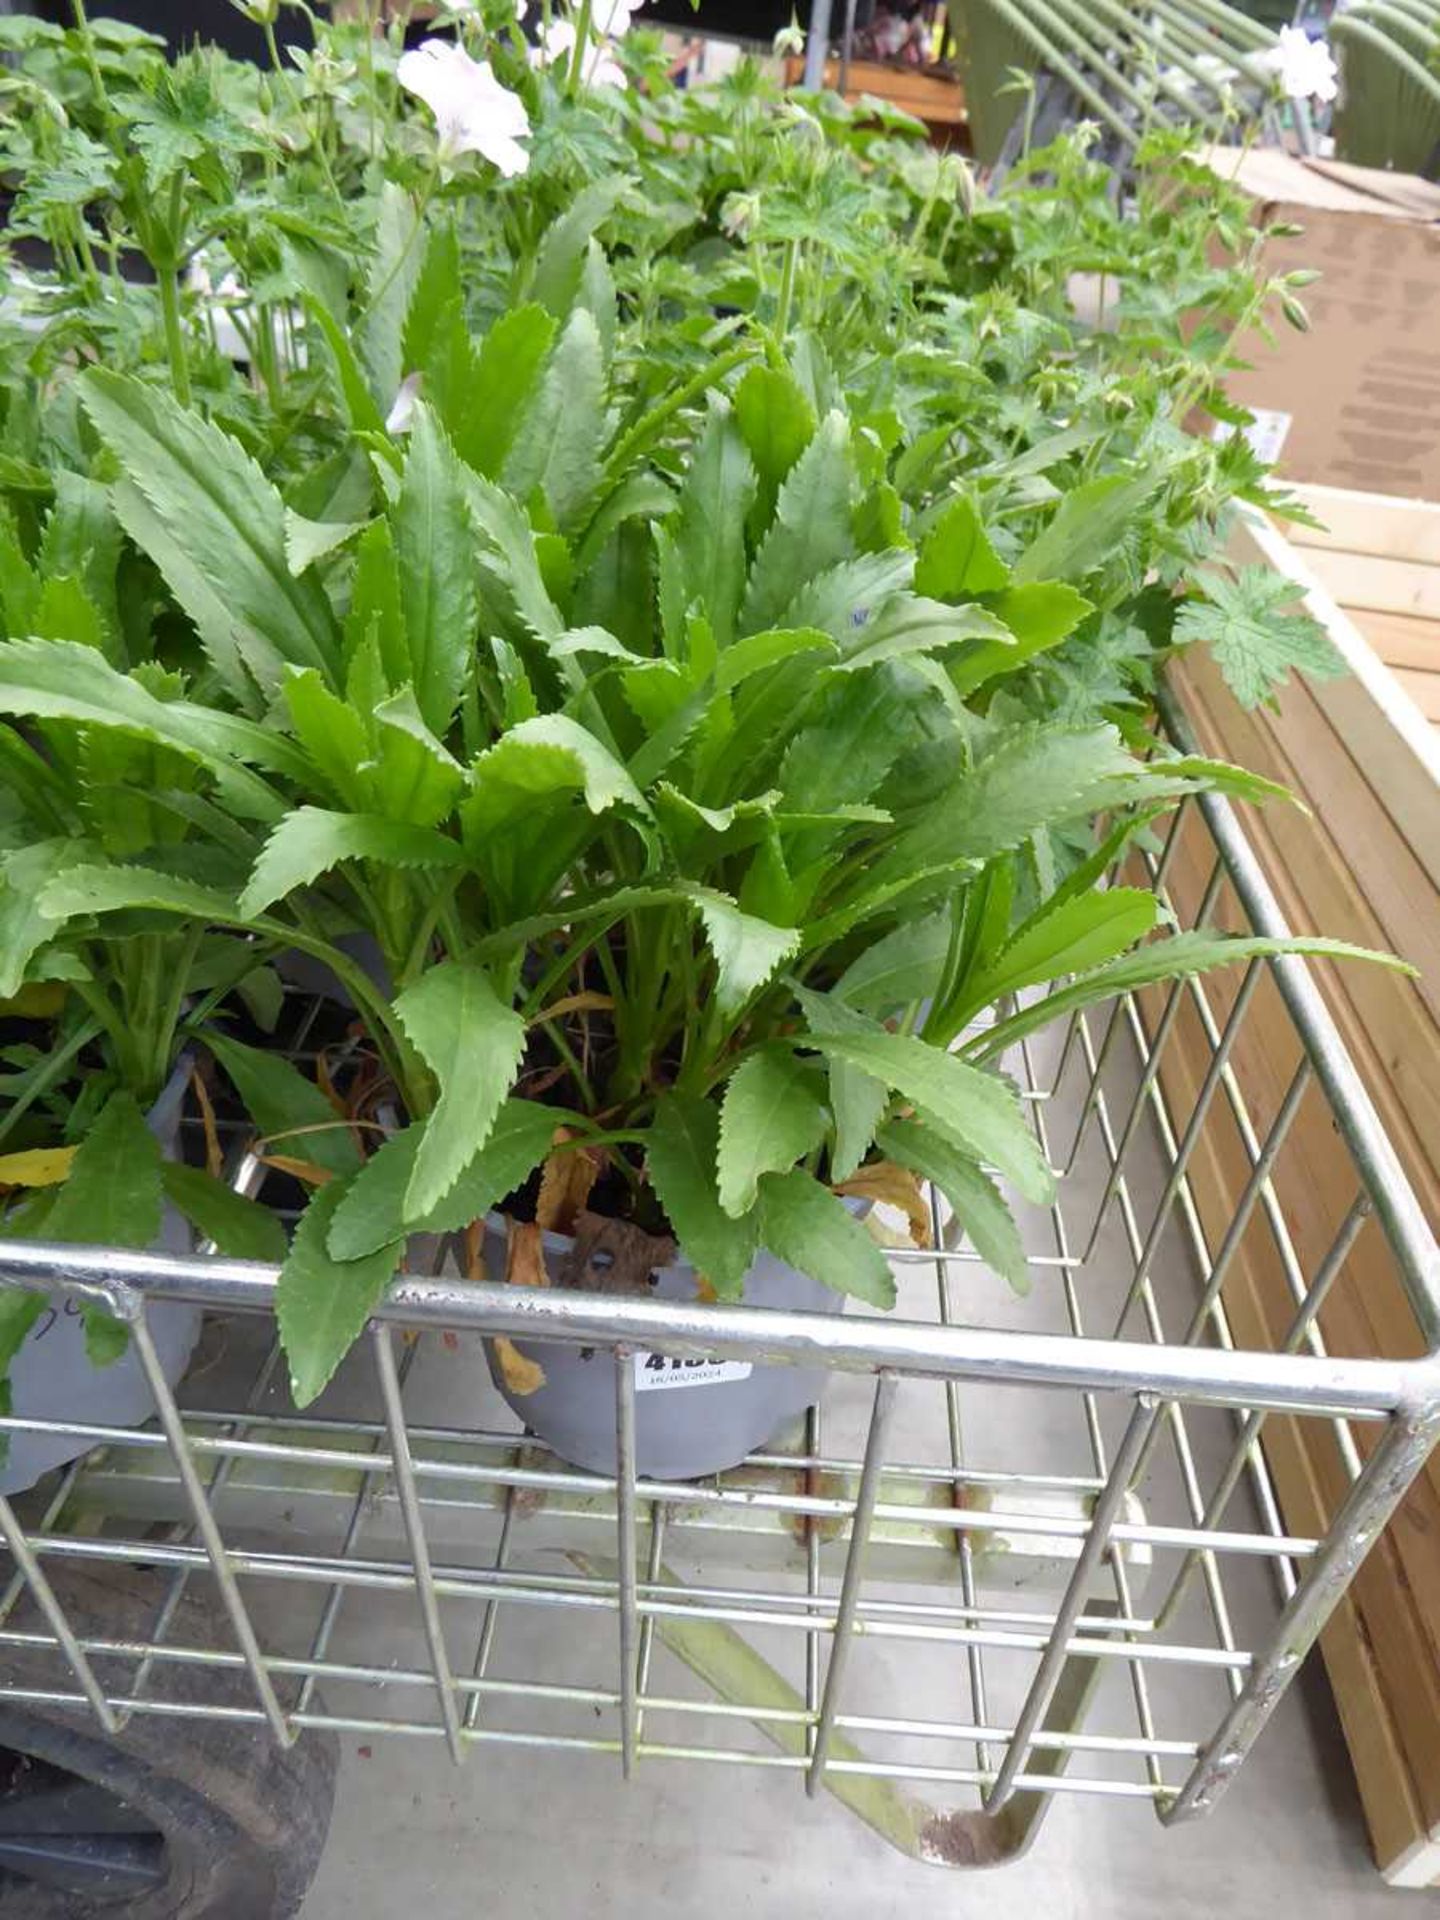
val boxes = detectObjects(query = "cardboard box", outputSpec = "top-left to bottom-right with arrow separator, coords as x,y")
1198,148 -> 1440,499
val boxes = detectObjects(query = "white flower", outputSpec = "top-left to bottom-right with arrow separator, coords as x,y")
396,38 -> 532,176
386,372 -> 423,435
772,12 -> 805,57
1258,26 -> 1339,105
593,0 -> 644,38
534,18 -> 627,88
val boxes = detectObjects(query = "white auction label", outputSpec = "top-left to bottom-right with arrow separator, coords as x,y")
633,1351 -> 752,1392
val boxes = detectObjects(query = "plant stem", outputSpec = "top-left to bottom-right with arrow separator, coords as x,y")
774,237 -> 799,337
159,267 -> 193,407
67,0 -> 112,117
600,340 -> 755,486
567,0 -> 595,95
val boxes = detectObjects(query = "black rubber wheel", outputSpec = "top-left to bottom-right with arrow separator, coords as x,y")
0,1564 -> 338,1919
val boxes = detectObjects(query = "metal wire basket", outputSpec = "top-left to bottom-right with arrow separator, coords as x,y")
1,693 -> 1437,1874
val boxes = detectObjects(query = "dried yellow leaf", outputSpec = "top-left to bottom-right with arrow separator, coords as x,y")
494,1219 -> 551,1396
0,1146 -> 77,1190
529,991 -> 615,1024
534,1130 -> 599,1235
834,1161 -> 932,1248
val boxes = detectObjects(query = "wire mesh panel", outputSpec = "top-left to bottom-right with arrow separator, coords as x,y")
1,755 -> 1437,1869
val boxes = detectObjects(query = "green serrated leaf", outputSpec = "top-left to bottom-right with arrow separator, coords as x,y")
0,639 -> 288,823
796,1030 -> 1052,1205
393,404 -> 478,737
838,595 -> 1011,672
645,1092 -> 757,1300
681,885 -> 799,1017
968,931 -> 1410,1064
239,807 -> 464,918
915,494 -> 1009,598
734,364 -> 816,514
160,1162 -> 286,1264
835,912 -> 949,1013
462,716 -> 646,844
80,371 -> 340,703
503,309 -> 607,537
675,406 -> 756,649
455,303 -> 557,480
529,176 -> 631,318
47,1090 -> 163,1250
788,984 -> 889,1182
394,963 -> 527,1221
717,1050 -> 829,1217
740,412 -> 854,636
757,1169 -> 895,1307
327,1099 -> 559,1261
0,840 -> 93,997
371,688 -> 468,827
205,1028 -> 361,1180
278,1180 -> 402,1407
948,887 -> 1158,1032
1014,472 -> 1160,586
878,1120 -> 1027,1292
361,182 -> 424,411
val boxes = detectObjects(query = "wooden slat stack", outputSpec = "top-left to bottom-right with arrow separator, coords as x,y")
1161,493 -> 1440,1884
1280,486 -> 1440,728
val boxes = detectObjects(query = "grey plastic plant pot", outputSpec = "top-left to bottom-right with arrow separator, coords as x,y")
0,1060 -> 204,1496
480,1207 -> 860,1481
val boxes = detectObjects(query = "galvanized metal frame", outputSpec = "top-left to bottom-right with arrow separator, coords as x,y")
0,721 -> 1437,1869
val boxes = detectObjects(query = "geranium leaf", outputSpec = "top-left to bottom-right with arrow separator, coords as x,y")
1174,567 -> 1345,709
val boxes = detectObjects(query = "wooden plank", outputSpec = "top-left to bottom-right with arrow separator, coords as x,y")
1346,610 -> 1440,675
1143,794 -> 1440,1868
1287,484 -> 1440,566
1145,963 -> 1433,1873
1166,507 -> 1440,1882
1389,668 -> 1440,724
1240,511 -> 1440,889
1300,549 -> 1440,620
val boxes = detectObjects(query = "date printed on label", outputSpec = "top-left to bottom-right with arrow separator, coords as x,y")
633,1351 -> 752,1392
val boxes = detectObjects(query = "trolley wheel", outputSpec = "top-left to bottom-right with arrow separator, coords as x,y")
0,1563 -> 338,1918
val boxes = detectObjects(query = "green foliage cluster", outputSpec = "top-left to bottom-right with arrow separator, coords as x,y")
0,4 -> 1377,1406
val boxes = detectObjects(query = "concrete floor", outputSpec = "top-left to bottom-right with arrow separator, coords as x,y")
297,1661 -> 1406,1917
